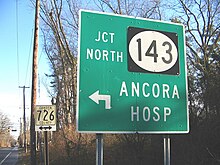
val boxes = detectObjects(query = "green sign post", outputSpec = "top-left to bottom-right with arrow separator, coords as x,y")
77,10 -> 189,133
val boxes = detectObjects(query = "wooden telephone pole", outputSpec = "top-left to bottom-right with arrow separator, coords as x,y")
30,0 -> 40,164
19,86 -> 29,153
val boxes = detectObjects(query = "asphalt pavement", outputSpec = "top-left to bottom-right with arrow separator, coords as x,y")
0,147 -> 19,165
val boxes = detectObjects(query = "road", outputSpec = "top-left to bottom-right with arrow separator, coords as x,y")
0,147 -> 19,165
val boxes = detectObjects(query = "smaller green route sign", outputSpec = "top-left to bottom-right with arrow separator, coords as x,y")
77,10 -> 189,133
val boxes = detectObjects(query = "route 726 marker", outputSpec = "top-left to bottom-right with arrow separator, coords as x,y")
35,105 -> 56,132
77,10 -> 189,133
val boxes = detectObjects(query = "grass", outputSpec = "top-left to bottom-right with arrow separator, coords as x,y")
16,148 -> 31,165
16,147 -> 43,165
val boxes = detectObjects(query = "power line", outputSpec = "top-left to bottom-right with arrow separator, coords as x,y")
25,28 -> 34,86
16,0 -> 20,86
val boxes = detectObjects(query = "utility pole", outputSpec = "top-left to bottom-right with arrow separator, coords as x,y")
30,0 -> 40,164
19,86 -> 29,153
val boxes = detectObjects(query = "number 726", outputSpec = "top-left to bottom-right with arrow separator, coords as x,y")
37,109 -> 55,121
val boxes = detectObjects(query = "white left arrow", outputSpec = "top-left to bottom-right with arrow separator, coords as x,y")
89,90 -> 111,110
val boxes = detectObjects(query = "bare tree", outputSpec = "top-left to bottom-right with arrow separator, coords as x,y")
40,0 -> 78,126
0,111 -> 10,134
0,111 -> 12,147
39,1 -> 94,163
171,0 -> 220,117
95,0 -> 164,19
168,1 -> 220,163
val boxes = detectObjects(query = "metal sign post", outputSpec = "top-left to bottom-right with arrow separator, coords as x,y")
96,134 -> 103,165
164,136 -> 171,165
44,131 -> 49,165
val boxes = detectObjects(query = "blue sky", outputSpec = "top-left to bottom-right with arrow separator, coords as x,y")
0,1 -> 33,91
0,0 -> 51,138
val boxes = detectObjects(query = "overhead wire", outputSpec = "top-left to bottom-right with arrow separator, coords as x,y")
16,0 -> 20,87
25,8 -> 39,88
37,48 -> 44,104
25,28 -> 34,86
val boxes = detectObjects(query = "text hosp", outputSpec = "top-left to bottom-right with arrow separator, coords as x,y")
119,81 -> 180,122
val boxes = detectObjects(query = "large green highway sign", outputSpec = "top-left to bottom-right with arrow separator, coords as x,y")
77,10 -> 189,133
